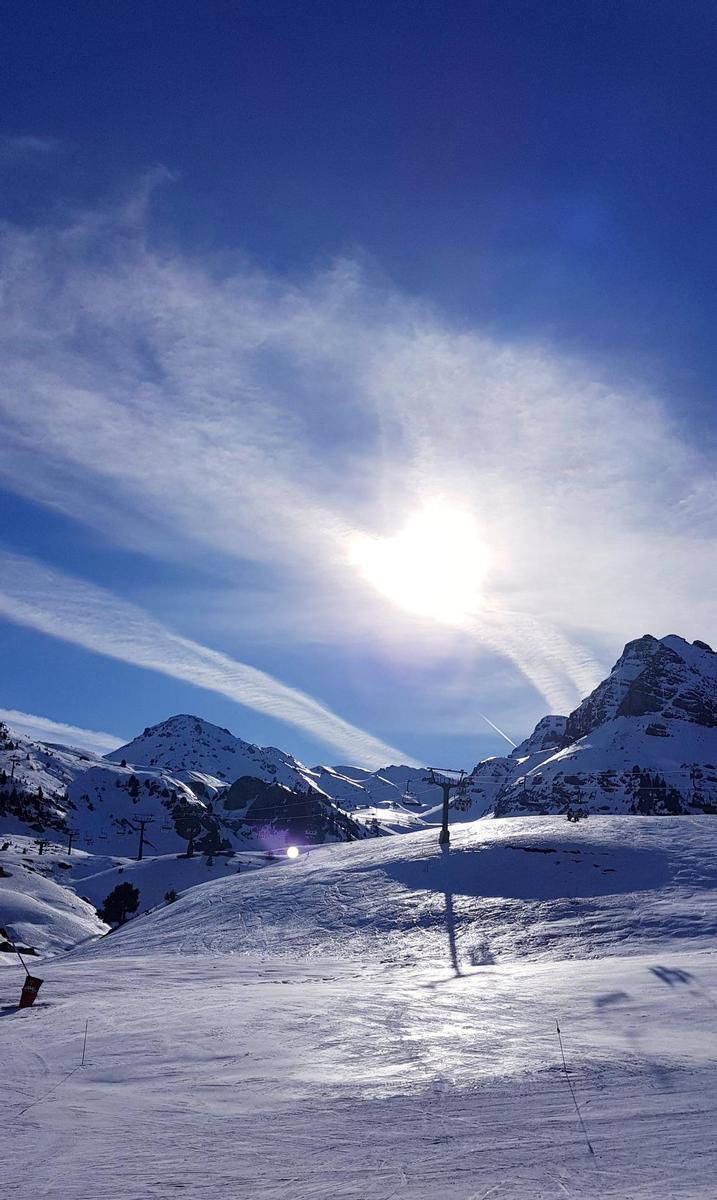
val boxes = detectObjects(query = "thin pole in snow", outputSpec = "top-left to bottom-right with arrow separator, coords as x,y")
81,1019 -> 89,1067
0,925 -> 30,977
555,1020 -> 595,1157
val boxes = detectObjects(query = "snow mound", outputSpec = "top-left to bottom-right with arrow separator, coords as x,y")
88,815 -> 717,966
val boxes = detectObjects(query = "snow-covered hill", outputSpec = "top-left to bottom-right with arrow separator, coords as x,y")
110,714 -> 433,827
93,813 -> 717,965
0,832 -> 282,959
0,720 -> 211,854
3,815 -> 716,1198
4,629 -> 717,959
452,634 -> 717,820
0,836 -> 108,957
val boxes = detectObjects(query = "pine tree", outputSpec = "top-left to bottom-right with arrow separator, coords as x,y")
98,882 -> 140,927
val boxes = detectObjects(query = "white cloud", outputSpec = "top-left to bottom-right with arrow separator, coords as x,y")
0,197 -> 715,722
0,551 -> 418,769
0,708 -> 123,755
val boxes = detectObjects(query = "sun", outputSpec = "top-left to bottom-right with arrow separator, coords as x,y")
348,501 -> 492,626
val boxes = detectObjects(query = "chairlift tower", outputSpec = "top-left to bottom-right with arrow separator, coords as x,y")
129,814 -> 156,861
173,803 -> 203,858
423,768 -> 468,846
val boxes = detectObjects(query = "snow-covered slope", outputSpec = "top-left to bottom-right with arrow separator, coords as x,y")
3,815 -> 716,1198
0,836 -> 108,957
94,814 -> 717,965
0,721 -> 212,853
315,763 -> 434,809
4,629 -> 717,956
451,634 -> 717,820
0,832 -> 286,959
110,715 -> 432,829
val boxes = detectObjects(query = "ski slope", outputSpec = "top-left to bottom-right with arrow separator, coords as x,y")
2,816 -> 716,1199
0,837 -> 107,957
0,835 -> 275,958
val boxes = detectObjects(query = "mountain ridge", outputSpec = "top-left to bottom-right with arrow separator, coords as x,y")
454,633 -> 717,819
3,632 -> 717,856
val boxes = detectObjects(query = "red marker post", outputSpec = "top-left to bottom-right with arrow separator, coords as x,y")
0,926 -> 43,1009
19,974 -> 44,1008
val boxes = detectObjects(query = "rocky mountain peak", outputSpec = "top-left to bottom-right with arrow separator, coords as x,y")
510,715 -> 569,759
564,633 -> 717,742
468,631 -> 717,821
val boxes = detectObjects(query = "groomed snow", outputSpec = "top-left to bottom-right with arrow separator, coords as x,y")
2,816 -> 716,1198
87,814 -> 717,964
0,836 -> 276,958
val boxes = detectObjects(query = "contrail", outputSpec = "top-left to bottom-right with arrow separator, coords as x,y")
478,712 -> 517,748
0,550 -> 419,769
468,610 -> 603,715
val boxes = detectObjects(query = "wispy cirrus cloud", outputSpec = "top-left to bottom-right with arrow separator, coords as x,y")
0,135 -> 64,162
0,550 -> 418,768
0,194 -> 715,723
0,708 -> 123,755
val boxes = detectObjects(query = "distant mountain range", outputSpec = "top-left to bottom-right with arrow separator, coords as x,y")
2,633 -> 716,860
0,713 -> 429,856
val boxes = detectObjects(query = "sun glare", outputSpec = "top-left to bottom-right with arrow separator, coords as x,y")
348,501 -> 492,625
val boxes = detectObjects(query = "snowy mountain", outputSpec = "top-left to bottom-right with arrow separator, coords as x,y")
109,714 -> 433,825
0,720 -> 208,855
107,713 -> 323,791
4,657 -> 717,1197
4,632 -> 717,869
106,714 -> 429,842
0,715 -> 404,860
453,634 -> 717,820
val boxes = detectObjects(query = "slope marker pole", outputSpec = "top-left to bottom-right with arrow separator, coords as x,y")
0,925 -> 30,976
555,1020 -> 595,1158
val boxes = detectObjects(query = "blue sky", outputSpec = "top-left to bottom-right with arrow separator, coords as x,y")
1,1 -> 716,767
